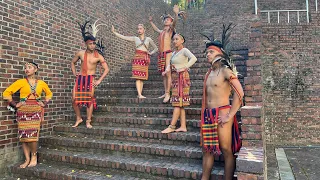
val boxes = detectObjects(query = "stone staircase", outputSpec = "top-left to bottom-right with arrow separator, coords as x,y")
7,46 -> 248,179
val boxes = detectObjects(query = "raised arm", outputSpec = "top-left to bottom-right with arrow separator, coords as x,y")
171,5 -> 179,29
148,37 -> 158,55
111,25 -> 135,41
93,55 -> 109,87
149,16 -> 161,33
71,51 -> 81,76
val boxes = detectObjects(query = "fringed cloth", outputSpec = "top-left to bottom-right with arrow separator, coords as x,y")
171,67 -> 191,107
131,50 -> 150,80
74,75 -> 97,109
17,99 -> 43,142
157,50 -> 172,72
201,106 -> 241,155
200,68 -> 242,155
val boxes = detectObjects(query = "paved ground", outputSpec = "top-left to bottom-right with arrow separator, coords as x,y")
285,147 -> 320,180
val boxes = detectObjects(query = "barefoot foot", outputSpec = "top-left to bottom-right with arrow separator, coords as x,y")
72,118 -> 83,127
138,95 -> 146,99
161,125 -> 176,134
86,120 -> 93,129
19,159 -> 30,168
27,154 -> 37,167
163,93 -> 170,103
175,127 -> 187,132
158,94 -> 165,98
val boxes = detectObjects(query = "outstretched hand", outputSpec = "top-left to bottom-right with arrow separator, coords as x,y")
149,16 -> 153,22
111,25 -> 115,33
173,4 -> 179,14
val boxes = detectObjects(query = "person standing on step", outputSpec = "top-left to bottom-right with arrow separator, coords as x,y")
200,24 -> 243,180
161,33 -> 197,133
71,20 -> 109,128
3,62 -> 53,168
149,5 -> 181,103
111,24 -> 158,98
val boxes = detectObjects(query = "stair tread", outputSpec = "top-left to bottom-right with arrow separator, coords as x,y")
65,113 -> 200,121
10,162 -> 144,180
55,125 -> 200,135
38,149 -> 225,174
42,135 -> 203,153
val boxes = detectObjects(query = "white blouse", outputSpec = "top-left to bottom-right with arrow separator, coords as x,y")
170,48 -> 197,70
114,32 -> 158,55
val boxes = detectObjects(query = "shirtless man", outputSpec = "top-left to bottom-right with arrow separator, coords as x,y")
200,25 -> 243,180
149,5 -> 180,103
71,20 -> 109,128
111,24 -> 158,98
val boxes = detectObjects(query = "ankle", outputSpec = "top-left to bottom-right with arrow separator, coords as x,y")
31,152 -> 37,157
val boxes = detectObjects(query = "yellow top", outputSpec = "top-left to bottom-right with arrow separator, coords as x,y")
3,79 -> 53,100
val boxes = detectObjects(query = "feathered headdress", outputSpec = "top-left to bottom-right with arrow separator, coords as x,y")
78,20 -> 96,42
160,11 -> 187,21
95,39 -> 105,57
201,23 -> 238,75
89,19 -> 107,38
78,19 -> 107,42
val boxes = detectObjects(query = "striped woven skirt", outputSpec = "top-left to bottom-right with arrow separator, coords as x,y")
131,50 -> 150,80
74,75 -> 97,109
171,70 -> 191,107
201,105 -> 242,155
157,50 -> 172,72
16,99 -> 43,142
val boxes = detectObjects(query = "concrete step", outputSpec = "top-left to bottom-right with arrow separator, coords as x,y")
95,97 -> 203,107
53,125 -> 201,146
95,87 -> 204,97
39,136 -> 212,162
86,106 -> 202,119
9,162 -> 164,180
98,81 -> 204,89
65,113 -> 201,130
36,149 -> 232,179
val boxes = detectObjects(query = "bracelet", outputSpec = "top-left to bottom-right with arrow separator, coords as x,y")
43,100 -> 50,107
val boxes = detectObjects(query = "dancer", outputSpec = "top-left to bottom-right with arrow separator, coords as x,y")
111,24 -> 158,98
161,33 -> 197,133
149,5 -> 180,103
71,20 -> 109,128
200,24 -> 243,180
3,62 -> 53,168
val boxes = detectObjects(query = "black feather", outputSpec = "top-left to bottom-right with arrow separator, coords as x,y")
96,39 -> 105,57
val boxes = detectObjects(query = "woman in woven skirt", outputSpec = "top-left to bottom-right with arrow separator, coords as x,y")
3,62 -> 53,168
161,33 -> 197,133
112,24 -> 158,98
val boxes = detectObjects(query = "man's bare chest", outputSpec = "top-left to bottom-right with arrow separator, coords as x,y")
80,55 -> 99,65
206,73 -> 225,88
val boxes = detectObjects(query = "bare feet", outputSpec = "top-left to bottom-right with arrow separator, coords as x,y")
27,153 -> 37,167
158,94 -> 165,98
175,127 -> 187,132
163,93 -> 170,103
161,125 -> 176,133
86,120 -> 93,129
72,118 -> 83,127
137,95 -> 146,99
19,159 -> 30,168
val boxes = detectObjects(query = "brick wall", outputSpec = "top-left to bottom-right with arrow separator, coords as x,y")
261,14 -> 320,145
0,0 -> 170,173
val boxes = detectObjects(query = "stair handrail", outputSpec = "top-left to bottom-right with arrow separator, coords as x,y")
254,0 -> 309,23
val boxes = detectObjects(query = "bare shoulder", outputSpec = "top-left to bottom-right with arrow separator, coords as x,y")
222,66 -> 236,80
98,53 -> 105,62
